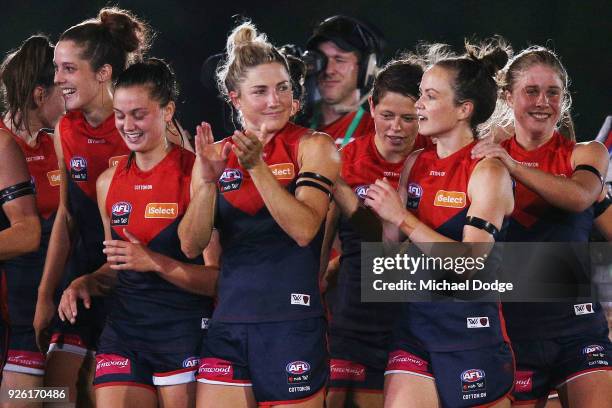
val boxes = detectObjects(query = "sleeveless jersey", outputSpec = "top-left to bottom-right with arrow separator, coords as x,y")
213,122 -> 324,323
0,122 -> 60,325
331,132 -> 413,335
60,111 -> 129,276
105,146 -> 213,352
402,141 -> 509,352
501,132 -> 607,340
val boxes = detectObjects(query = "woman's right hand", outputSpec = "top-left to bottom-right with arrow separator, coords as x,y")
194,122 -> 231,183
57,276 -> 92,325
33,295 -> 56,353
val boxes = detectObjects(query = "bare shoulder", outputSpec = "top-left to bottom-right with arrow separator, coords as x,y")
299,131 -> 340,162
474,157 -> 510,177
96,165 -> 118,195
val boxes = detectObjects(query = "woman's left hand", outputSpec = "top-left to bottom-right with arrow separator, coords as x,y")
103,229 -> 161,272
232,124 -> 267,170
471,136 -> 517,172
364,178 -> 406,226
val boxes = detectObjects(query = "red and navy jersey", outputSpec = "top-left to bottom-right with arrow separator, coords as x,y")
213,122 -> 324,323
0,122 -> 60,325
105,146 -> 213,352
331,133 -> 406,335
60,111 -> 129,276
401,141 -> 509,352
501,132 -> 607,340
321,109 -> 375,148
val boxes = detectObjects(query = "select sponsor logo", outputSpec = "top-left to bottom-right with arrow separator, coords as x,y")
330,359 -> 366,382
467,317 -> 490,329
47,170 -> 61,186
219,168 -> 242,193
70,156 -> 87,181
145,203 -> 178,219
461,369 -> 486,394
111,201 -> 132,226
406,182 -> 423,209
269,163 -> 295,180
291,293 -> 310,306
109,155 -> 128,168
286,361 -> 310,385
355,185 -> 369,200
434,190 -> 466,208
514,371 -> 533,393
574,303 -> 594,315
95,354 -> 131,376
182,356 -> 200,369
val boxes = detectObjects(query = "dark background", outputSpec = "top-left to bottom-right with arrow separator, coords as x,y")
1,0 -> 610,141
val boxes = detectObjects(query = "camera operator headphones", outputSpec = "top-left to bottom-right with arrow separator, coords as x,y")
305,15 -> 383,92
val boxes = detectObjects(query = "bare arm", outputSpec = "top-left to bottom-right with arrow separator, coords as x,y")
594,187 -> 612,241
178,123 -> 228,258
473,139 -> 609,212
367,158 -> 514,256
238,130 -> 340,247
0,131 -> 40,259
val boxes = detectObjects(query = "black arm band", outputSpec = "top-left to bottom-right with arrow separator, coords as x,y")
295,180 -> 332,199
465,216 -> 499,239
594,190 -> 612,218
0,180 -> 35,205
297,172 -> 333,187
574,164 -> 604,187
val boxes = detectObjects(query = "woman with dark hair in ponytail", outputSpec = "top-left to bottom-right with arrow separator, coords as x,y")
366,40 -> 515,407
57,58 -> 217,408
31,7 -> 151,404
472,46 -> 612,408
0,34 -> 63,405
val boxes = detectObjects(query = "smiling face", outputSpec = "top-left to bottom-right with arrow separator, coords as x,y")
113,85 -> 172,153
415,65 -> 464,138
506,64 -> 564,139
370,91 -> 419,160
53,40 -> 103,112
230,62 -> 293,134
316,41 -> 359,106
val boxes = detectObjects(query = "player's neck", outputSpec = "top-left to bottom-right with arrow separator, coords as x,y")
514,124 -> 555,151
434,127 -> 474,159
320,90 -> 360,126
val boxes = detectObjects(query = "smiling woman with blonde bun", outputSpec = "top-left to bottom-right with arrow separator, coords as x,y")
178,20 -> 339,408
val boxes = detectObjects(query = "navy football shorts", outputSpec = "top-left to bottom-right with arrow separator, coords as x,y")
510,326 -> 612,404
385,340 -> 514,408
328,328 -> 391,392
197,317 -> 328,405
5,324 -> 45,376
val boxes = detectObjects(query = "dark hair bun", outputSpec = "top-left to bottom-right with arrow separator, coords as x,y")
99,7 -> 150,54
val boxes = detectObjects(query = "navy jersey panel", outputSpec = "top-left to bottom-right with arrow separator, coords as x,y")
104,147 -> 212,353
60,110 -> 129,278
213,122 -> 324,323
501,133 -> 607,340
401,141 -> 509,352
332,133 -> 405,334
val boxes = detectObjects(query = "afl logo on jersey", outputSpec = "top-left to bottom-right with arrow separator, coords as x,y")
461,369 -> 486,394
219,168 -> 243,193
70,156 -> 88,181
286,360 -> 311,385
355,185 -> 369,200
111,201 -> 132,226
406,182 -> 423,209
